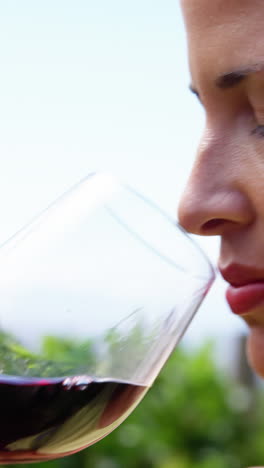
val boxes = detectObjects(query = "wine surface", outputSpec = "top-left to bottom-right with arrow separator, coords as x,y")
0,374 -> 147,464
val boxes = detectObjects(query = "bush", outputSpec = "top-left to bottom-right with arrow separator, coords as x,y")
5,343 -> 264,468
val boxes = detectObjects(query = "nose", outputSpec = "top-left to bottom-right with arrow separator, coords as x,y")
177,135 -> 255,236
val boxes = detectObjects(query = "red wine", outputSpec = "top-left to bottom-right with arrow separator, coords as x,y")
0,374 -> 148,464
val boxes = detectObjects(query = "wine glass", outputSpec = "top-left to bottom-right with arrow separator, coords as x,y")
0,172 -> 214,463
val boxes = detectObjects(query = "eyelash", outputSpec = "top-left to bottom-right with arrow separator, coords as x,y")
251,125 -> 264,137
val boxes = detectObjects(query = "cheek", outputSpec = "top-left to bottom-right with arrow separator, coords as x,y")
246,326 -> 264,377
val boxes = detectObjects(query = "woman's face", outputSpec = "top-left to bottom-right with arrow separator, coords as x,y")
178,0 -> 264,376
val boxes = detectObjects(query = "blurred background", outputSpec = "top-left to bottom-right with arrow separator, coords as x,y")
0,1 -> 261,467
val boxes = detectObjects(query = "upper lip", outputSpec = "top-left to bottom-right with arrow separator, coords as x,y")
219,263 -> 264,287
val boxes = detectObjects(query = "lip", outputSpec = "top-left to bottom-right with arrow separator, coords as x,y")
220,264 -> 264,315
226,283 -> 264,315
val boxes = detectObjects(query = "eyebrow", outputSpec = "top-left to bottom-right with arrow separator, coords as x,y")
189,62 -> 264,97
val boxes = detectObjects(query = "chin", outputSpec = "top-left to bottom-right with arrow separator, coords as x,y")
246,327 -> 264,378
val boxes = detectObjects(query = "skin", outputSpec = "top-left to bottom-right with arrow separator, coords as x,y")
178,0 -> 264,380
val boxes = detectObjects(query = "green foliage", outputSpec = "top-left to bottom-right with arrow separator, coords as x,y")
42,336 -> 97,374
78,343 -> 262,468
101,320 -> 150,380
0,330 -> 97,377
0,313 -> 150,379
0,330 -> 42,376
3,341 -> 264,468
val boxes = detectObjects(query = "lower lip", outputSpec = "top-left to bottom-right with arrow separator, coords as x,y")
226,282 -> 264,315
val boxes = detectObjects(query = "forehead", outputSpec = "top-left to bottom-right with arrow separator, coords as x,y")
181,0 -> 263,30
181,0 -> 264,84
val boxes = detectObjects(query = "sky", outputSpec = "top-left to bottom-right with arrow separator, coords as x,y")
0,1 -> 247,351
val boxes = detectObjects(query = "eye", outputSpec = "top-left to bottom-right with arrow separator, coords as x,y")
251,125 -> 264,137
